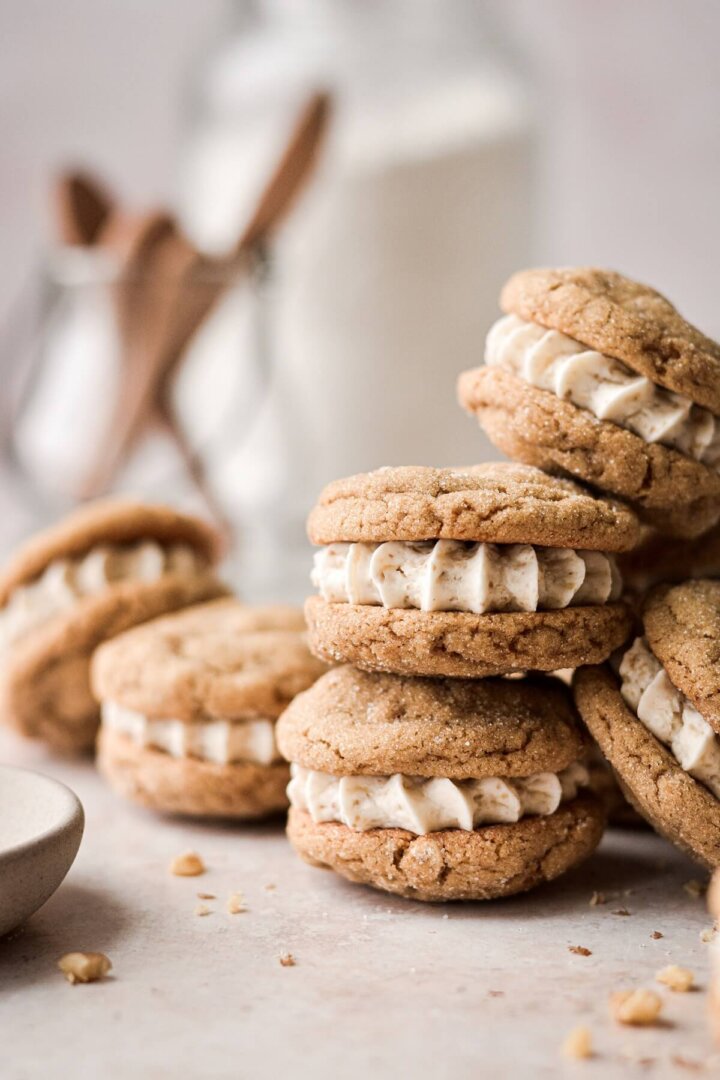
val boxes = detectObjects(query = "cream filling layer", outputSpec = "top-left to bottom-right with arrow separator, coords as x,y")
0,541 -> 206,653
486,314 -> 720,468
101,701 -> 280,766
287,761 -> 589,834
619,637 -> 720,799
312,539 -> 621,613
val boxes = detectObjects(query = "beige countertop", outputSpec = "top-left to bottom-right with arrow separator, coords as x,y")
1,727 -> 718,1079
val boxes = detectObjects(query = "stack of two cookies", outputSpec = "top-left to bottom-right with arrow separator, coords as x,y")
277,464 -> 641,901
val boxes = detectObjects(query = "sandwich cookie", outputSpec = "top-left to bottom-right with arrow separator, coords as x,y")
459,268 -> 720,538
574,579 -> 720,868
93,599 -> 326,818
278,666 -> 605,901
0,499 -> 224,752
618,523 -> 720,598
306,463 -> 639,678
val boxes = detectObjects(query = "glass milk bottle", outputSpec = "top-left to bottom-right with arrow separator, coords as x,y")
175,0 -> 536,600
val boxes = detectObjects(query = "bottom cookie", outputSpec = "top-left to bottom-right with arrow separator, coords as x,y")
98,728 -> 290,819
287,797 -> 605,902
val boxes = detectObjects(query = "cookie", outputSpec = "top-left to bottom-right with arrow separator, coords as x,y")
0,499 -> 225,752
709,872 -> 720,1044
618,524 -> 720,597
458,268 -> 720,538
573,595 -> 720,868
306,464 -> 637,678
93,599 -> 326,819
278,666 -> 604,901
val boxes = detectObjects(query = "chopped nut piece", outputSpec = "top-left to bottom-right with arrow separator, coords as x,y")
650,931 -> 664,940
170,851 -> 205,877
561,1026 -> 592,1060
589,891 -> 606,907
683,879 -> 706,899
569,945 -> 592,957
195,904 -> 211,916
58,952 -> 112,985
227,893 -> 247,915
656,965 -> 694,992
197,892 -> 216,900
279,953 -> 296,967
609,989 -> 662,1026
700,927 -> 717,944
612,908 -> 631,917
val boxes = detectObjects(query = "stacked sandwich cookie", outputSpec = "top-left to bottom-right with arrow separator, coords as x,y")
278,462 -> 640,901
92,599 -> 326,819
0,499 -> 225,752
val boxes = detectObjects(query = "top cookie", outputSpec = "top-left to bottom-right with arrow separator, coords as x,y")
276,665 -> 587,778
0,498 -> 220,606
644,579 -> 720,730
307,463 -> 640,551
501,267 -> 720,414
92,598 -> 326,722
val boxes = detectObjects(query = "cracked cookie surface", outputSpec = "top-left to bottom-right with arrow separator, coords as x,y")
305,595 -> 633,679
500,267 -> 720,413
277,665 -> 586,778
308,463 -> 639,551
573,665 -> 720,869
287,797 -> 605,901
458,366 -> 720,539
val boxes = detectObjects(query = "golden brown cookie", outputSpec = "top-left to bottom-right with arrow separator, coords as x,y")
574,665 -> 720,869
501,267 -> 720,412
644,580 -> 720,735
287,798 -> 605,902
0,499 -> 225,752
277,665 -> 587,778
308,463 -> 639,550
306,463 -> 638,678
305,594 -> 633,679
93,599 -> 326,819
618,524 -> 720,597
458,366 -> 720,539
280,667 -> 604,901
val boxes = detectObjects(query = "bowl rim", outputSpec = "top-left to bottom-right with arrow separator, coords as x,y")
0,764 -> 84,865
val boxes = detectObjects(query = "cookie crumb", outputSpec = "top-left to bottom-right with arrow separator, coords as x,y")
656,965 -> 694,992
700,927 -> 717,944
195,904 -> 211,917
569,945 -> 592,957
279,953 -> 296,967
612,908 -> 631,917
671,1056 -> 704,1072
650,931 -> 663,940
683,879 -> 706,899
609,989 -> 662,1026
58,952 -> 112,985
561,1026 -> 592,1060
197,892 -> 215,900
170,851 -> 205,877
488,990 -> 504,998
227,892 -> 247,915
264,883 -> 276,892
589,891 -> 606,906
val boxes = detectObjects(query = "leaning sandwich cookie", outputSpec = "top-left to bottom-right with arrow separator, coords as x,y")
305,463 -> 639,678
459,267 -> 720,538
0,499 -> 225,752
92,599 -> 326,818
574,579 -> 720,868
277,666 -> 605,901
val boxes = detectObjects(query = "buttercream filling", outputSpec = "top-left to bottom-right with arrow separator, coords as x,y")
101,701 -> 280,766
619,636 -> 720,799
287,761 -> 589,834
486,313 -> 720,468
0,541 -> 207,653
312,539 -> 621,613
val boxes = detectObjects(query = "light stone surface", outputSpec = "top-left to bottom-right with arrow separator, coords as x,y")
0,727 -> 718,1079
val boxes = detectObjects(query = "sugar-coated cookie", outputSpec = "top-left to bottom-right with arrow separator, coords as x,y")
93,599 -> 326,818
459,268 -> 720,538
0,499 -> 225,752
278,666 -> 605,901
306,463 -> 637,678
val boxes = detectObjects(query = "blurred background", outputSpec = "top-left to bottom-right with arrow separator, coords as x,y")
1,0 -> 719,600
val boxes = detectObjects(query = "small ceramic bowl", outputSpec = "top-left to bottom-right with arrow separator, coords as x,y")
0,765 -> 84,937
